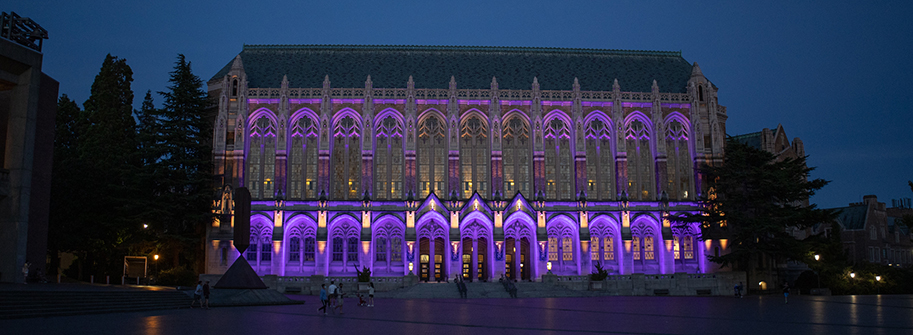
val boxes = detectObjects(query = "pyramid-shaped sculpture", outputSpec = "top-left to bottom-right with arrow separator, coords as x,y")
214,187 -> 267,289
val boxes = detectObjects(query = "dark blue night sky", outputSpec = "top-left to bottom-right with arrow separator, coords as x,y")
12,0 -> 913,209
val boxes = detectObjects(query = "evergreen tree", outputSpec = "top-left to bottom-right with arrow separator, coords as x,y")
48,95 -> 88,277
77,54 -> 141,279
154,54 -> 214,270
670,137 -> 836,286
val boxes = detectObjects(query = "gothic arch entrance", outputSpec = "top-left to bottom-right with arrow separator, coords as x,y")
505,237 -> 531,281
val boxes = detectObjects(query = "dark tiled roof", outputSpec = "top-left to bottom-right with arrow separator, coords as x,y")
731,132 -> 762,149
211,45 -> 694,92
834,205 -> 868,230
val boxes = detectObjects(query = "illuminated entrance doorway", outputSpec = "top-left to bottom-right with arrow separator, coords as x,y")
462,236 -> 488,281
419,236 -> 446,282
505,237 -> 531,280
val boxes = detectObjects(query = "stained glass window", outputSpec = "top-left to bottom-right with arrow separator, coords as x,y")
502,115 -> 530,197
460,114 -> 488,198
418,113 -> 447,198
289,237 -> 301,262
626,119 -> 654,200
585,117 -> 615,200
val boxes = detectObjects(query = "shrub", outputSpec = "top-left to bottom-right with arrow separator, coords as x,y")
590,261 -> 609,281
156,266 -> 197,287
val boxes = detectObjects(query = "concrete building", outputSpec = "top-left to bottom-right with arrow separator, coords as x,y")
0,12 -> 56,283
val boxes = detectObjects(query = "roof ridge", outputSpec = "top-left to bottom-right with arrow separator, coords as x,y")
242,44 -> 682,57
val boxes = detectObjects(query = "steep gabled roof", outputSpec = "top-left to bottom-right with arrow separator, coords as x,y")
211,44 -> 694,92
834,205 -> 869,230
731,132 -> 762,149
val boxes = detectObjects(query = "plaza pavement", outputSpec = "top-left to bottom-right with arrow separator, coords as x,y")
1,294 -> 911,334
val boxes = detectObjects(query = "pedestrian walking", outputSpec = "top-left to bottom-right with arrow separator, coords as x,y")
783,282 -> 790,304
738,282 -> 743,298
328,281 -> 337,308
202,281 -> 211,309
318,284 -> 328,315
334,283 -> 345,314
21,261 -> 30,284
191,281 -> 203,308
368,282 -> 375,307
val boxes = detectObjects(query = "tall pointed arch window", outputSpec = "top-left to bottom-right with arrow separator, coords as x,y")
544,117 -> 572,200
665,120 -> 693,200
289,116 -> 319,199
248,115 -> 276,199
460,114 -> 488,198
502,114 -> 531,197
375,115 -> 404,200
332,115 -> 361,200
625,119 -> 654,200
585,117 -> 615,200
418,113 -> 448,198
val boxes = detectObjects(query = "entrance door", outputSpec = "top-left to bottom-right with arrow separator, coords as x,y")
434,237 -> 445,281
420,238 -> 430,281
520,237 -> 531,280
462,237 -> 472,281
478,237 -> 488,281
505,238 -> 516,280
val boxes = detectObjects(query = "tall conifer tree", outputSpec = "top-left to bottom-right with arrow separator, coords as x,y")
670,137 -> 836,287
154,54 -> 214,269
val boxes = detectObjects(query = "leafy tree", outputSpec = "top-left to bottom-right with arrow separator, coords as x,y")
670,137 -> 836,287
48,95 -> 89,277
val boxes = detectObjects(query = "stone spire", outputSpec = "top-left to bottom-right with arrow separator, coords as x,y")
691,62 -> 704,78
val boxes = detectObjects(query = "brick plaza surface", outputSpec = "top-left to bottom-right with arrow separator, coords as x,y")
3,295 -> 912,334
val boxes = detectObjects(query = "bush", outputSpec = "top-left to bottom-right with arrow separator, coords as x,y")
590,261 -> 609,281
156,266 -> 197,287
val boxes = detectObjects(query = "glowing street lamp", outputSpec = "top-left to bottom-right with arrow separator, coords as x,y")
814,254 -> 820,261
546,261 -> 552,274
875,275 -> 881,282
153,254 -> 159,261
850,272 -> 855,279
409,262 -> 414,274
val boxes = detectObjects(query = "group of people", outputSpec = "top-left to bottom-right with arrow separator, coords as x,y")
191,281 -> 211,309
318,281 -> 375,315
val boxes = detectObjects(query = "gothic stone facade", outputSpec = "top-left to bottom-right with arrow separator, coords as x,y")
205,45 -> 729,281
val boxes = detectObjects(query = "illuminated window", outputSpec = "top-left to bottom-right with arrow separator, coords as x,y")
603,237 -> 614,261
585,117 -> 615,200
248,115 -> 276,199
632,236 -> 641,260
673,236 -> 680,260
625,118 -> 654,200
460,113 -> 488,198
502,114 -> 530,197
332,114 -> 361,200
544,117 -> 572,200
418,112 -> 447,198
562,237 -> 574,261
644,236 -> 654,260
683,236 -> 694,259
375,114 -> 404,200
665,120 -> 693,200
548,237 -> 558,261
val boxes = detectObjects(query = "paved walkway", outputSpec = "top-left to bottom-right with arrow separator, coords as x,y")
2,294 -> 912,334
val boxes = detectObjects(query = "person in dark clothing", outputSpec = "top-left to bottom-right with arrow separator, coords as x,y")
783,282 -> 790,304
202,281 -> 211,309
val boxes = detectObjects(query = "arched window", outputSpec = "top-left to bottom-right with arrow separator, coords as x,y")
418,112 -> 447,198
698,85 -> 704,101
665,119 -> 693,200
544,116 -> 572,200
332,115 -> 361,200
625,119 -> 654,200
502,114 -> 531,197
375,114 -> 404,200
260,236 -> 272,262
248,115 -> 276,199
460,113 -> 488,198
332,237 -> 344,261
391,237 -> 403,262
589,222 -> 617,267
632,222 -> 657,263
289,115 -> 319,199
289,237 -> 301,262
304,237 -> 315,261
231,79 -> 238,97
375,237 -> 387,261
585,116 -> 614,200
347,237 -> 359,262
547,221 -> 575,272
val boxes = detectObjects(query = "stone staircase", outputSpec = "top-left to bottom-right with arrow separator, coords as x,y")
379,281 -> 613,299
0,288 -> 192,319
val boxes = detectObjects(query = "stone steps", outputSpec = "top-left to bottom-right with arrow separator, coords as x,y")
0,289 -> 192,319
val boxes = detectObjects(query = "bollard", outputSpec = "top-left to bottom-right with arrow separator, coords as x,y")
90,275 -> 94,284
106,276 -> 110,284
122,276 -> 125,285
57,274 -> 61,283
136,277 -> 140,285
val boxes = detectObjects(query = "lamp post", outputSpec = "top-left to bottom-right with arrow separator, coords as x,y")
875,275 -> 881,294
814,254 -> 821,289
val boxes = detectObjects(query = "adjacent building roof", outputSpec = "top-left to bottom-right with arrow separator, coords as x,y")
731,132 -> 762,149
211,44 -> 695,92
834,205 -> 868,230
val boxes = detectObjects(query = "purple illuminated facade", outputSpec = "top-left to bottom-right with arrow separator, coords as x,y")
205,45 -> 728,281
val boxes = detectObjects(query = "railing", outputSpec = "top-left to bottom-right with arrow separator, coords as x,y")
246,87 -> 693,103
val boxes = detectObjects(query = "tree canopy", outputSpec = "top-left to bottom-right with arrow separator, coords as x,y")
670,137 -> 836,272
